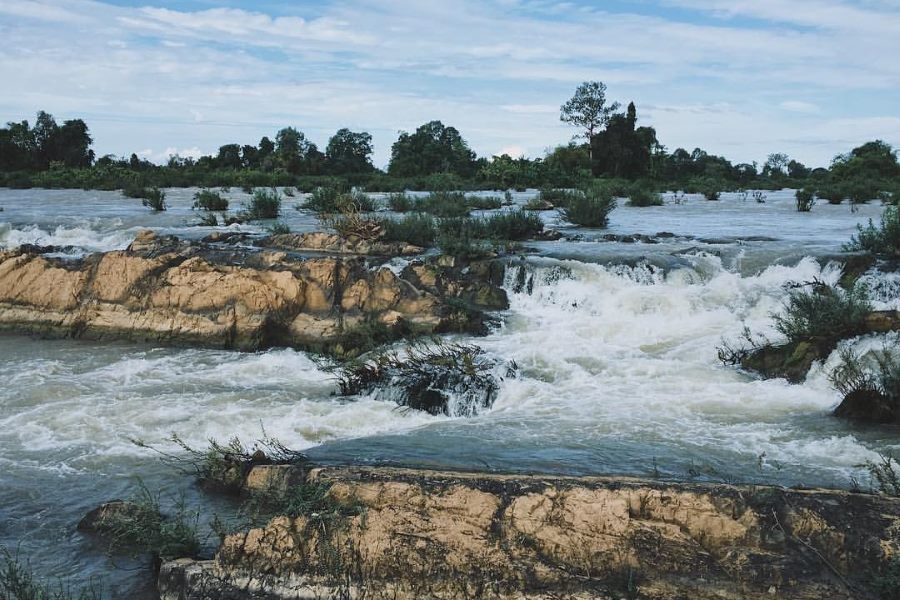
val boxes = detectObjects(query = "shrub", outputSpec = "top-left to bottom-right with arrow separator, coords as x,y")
845,205 -> 900,257
702,187 -> 721,201
772,280 -> 872,345
538,188 -> 580,207
387,192 -> 414,212
245,188 -> 281,219
817,184 -> 846,204
192,189 -> 228,211
122,181 -> 147,198
465,194 -> 503,210
795,188 -> 815,212
333,340 -> 504,416
89,484 -> 201,561
1,548 -> 102,600
377,213 -> 436,247
830,343 -> 900,412
846,179 -> 879,205
267,222 -> 290,235
197,213 -> 218,227
414,191 -> 471,218
437,218 -> 493,258
141,188 -> 167,212
627,186 -> 662,207
559,183 -> 616,228
301,185 -> 376,214
477,210 -> 543,241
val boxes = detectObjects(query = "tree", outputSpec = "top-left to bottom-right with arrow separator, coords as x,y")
560,81 -> 621,161
274,127 -> 322,175
591,102 -> 658,178
787,159 -> 810,179
215,143 -> 243,169
325,128 -> 374,174
388,121 -> 476,177
763,153 -> 790,177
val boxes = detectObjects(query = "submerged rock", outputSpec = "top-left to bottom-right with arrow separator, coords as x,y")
741,341 -> 826,383
158,465 -> 900,600
261,232 -> 423,257
0,230 -> 505,354
834,388 -> 898,423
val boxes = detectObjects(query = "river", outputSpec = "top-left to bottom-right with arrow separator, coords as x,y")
0,187 -> 897,596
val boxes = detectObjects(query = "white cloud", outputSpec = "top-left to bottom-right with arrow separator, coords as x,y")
780,101 -> 821,114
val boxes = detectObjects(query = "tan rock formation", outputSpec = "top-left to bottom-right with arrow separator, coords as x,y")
0,231 -> 506,353
159,466 -> 900,599
263,232 -> 423,257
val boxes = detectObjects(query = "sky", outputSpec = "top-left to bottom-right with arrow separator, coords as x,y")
1,0 -> 898,170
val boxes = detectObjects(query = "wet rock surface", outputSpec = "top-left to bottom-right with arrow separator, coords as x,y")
159,465 -> 900,600
0,231 -> 506,354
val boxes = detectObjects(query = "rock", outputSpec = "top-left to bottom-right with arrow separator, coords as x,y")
0,233 -> 506,353
864,310 -> 900,333
78,500 -> 142,533
741,341 -> 825,383
262,232 -> 422,257
834,389 -> 898,423
159,465 -> 900,600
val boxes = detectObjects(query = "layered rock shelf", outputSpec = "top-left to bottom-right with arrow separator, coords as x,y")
159,465 -> 900,600
0,230 -> 507,354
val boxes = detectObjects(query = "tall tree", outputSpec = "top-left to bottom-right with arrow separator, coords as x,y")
388,121 -> 476,177
325,128 -> 374,174
560,81 -> 621,161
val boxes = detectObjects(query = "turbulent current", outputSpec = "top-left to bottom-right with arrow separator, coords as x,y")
0,187 -> 898,596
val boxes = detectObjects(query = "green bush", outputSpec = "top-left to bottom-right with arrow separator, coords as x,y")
90,484 -> 201,561
795,188 -> 815,212
301,185 -> 376,213
377,213 -> 436,247
1,548 -> 102,600
141,188 -> 166,212
772,281 -> 872,345
846,179 -> 879,205
477,210 -> 544,241
465,194 -> 503,210
122,181 -> 147,198
845,205 -> 900,257
387,192 -> 414,212
559,184 -> 616,228
817,184 -> 846,204
414,191 -> 471,218
627,186 -> 663,207
267,221 -> 290,235
245,188 -> 281,219
192,189 -> 228,211
538,188 -> 580,207
436,218 -> 493,258
197,213 -> 218,226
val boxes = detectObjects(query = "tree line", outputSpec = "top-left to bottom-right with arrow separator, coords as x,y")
1,82 -> 898,198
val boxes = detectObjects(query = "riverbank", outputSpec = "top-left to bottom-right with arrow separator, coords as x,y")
158,464 -> 900,600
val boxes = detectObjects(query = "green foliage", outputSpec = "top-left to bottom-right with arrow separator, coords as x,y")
465,194 -> 503,210
693,177 -> 724,201
388,120 -> 477,178
325,128 -> 374,174
816,183 -> 846,204
560,81 -> 621,142
197,213 -> 218,227
90,483 -> 201,561
477,210 -> 544,241
244,188 -> 281,219
772,281 -> 872,345
387,192 -> 414,212
267,221 -> 290,235
0,548 -> 102,600
413,191 -> 471,218
627,185 -> 663,207
301,185 -> 376,214
333,340 -> 503,416
845,206 -> 900,257
140,188 -> 166,212
864,454 -> 900,497
192,188 -> 228,211
538,188 -> 581,207
436,218 -> 493,258
377,213 -> 436,247
795,188 -> 815,212
559,183 -> 616,227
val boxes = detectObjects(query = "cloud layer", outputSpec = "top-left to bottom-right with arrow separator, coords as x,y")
1,0 -> 897,168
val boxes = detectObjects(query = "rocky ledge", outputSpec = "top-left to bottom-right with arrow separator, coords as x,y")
159,465 -> 900,600
0,230 -> 507,354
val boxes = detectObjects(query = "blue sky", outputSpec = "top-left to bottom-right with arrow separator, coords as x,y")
1,0 -> 898,169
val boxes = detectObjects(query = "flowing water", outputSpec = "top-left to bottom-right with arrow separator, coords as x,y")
0,187 -> 898,596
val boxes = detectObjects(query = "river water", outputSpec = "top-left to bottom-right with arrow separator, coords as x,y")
0,187 -> 898,596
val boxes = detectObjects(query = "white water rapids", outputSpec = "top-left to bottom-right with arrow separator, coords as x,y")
0,187 -> 897,596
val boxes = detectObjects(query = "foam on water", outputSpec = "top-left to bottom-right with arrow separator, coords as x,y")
467,255 -> 892,483
0,221 -> 137,254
